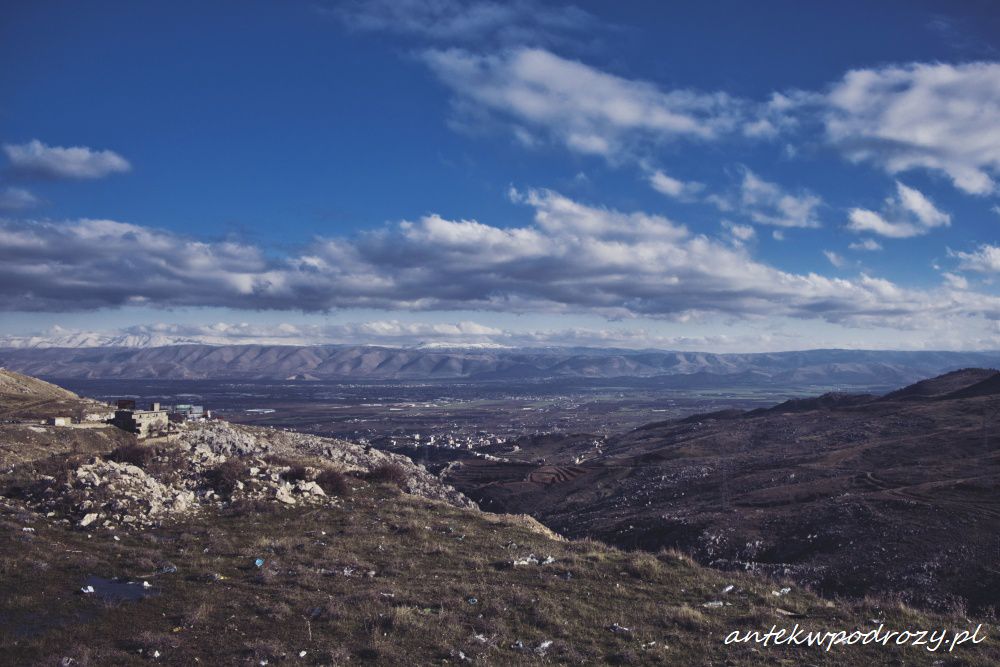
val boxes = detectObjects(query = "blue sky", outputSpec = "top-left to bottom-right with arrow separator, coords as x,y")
1,0 -> 999,351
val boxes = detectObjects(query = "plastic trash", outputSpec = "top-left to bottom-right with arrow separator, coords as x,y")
255,558 -> 265,568
81,585 -> 95,594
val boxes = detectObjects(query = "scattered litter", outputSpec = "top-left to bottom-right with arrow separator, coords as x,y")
722,585 -> 734,594
254,558 -> 265,568
771,587 -> 791,596
466,597 -> 478,605
541,556 -> 555,564
159,563 -> 178,574
535,640 -> 553,655
112,535 -> 121,542
80,576 -> 158,601
21,527 -> 35,532
298,651 -> 307,658
609,623 -> 632,635
380,592 -> 395,598
703,600 -> 729,608
473,634 -> 488,643
511,640 -> 526,651
152,650 -> 160,659
775,608 -> 805,619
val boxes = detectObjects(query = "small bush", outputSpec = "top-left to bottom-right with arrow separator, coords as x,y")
366,462 -> 408,488
316,469 -> 351,497
280,465 -> 308,482
107,443 -> 155,468
206,459 -> 247,499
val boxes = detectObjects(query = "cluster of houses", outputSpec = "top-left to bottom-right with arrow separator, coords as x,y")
110,399 -> 213,438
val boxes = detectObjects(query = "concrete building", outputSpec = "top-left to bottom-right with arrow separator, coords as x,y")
112,401 -> 168,439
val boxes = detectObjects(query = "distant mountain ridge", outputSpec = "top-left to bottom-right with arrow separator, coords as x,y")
2,344 -> 1000,386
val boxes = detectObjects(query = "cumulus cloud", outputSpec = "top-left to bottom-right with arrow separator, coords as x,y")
708,168 -> 822,228
942,272 -> 969,290
823,62 -> 1000,194
847,181 -> 951,238
0,187 -> 40,211
422,47 -> 742,162
3,190 -> 1000,333
647,169 -> 704,201
721,220 -> 755,242
950,244 -> 1000,272
326,0 -> 595,47
823,250 -> 846,268
3,140 -> 131,180
849,238 -> 882,251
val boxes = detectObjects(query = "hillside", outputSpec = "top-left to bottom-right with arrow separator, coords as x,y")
445,369 -> 1000,614
2,345 -> 1000,387
1,374 -> 997,664
0,368 -> 110,421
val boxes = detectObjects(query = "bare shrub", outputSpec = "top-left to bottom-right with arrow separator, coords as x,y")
206,459 -> 247,499
316,469 -> 351,497
366,462 -> 407,488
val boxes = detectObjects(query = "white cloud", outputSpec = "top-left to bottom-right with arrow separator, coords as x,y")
4,190 -> 1000,335
0,187 -> 40,211
3,140 -> 131,180
942,272 -> 969,289
849,238 -> 882,251
823,62 -> 1000,194
647,169 -> 704,200
847,181 -> 950,238
950,244 -> 1000,272
721,220 -> 755,242
733,168 -> 822,228
823,250 -> 846,268
422,47 -> 742,162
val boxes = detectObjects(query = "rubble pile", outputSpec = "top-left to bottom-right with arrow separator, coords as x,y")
31,459 -> 196,530
18,420 -> 475,530
181,422 -> 476,509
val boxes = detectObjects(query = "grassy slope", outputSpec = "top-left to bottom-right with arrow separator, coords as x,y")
1,482 -> 997,666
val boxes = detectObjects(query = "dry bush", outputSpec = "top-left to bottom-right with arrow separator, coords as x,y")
660,604 -> 706,630
107,443 -> 155,468
366,462 -> 407,488
316,469 -> 351,497
624,551 -> 663,580
205,459 -> 247,499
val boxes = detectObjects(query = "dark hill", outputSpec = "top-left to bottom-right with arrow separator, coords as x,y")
446,368 -> 1000,613
880,367 -> 998,401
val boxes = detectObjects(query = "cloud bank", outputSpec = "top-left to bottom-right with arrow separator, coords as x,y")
2,190 -> 998,336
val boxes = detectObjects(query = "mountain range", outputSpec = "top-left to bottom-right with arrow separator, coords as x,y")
1,344 -> 1000,387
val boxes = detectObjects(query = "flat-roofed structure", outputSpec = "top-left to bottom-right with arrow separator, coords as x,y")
112,401 -> 168,439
